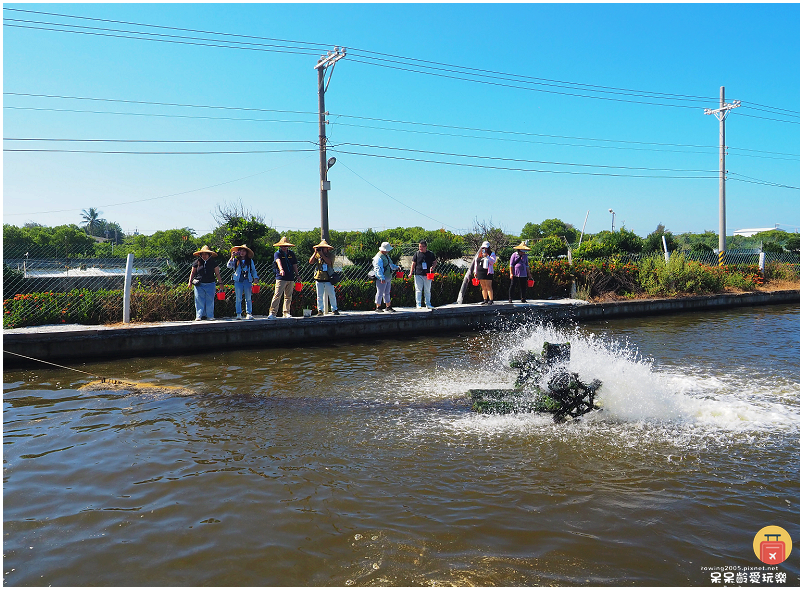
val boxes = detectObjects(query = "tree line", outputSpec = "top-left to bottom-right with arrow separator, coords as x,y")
4,206 -> 799,264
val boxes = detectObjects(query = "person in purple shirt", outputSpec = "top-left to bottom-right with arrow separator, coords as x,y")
508,241 -> 533,303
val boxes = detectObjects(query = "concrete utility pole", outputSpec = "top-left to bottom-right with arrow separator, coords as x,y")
704,86 -> 740,266
315,47 -> 346,242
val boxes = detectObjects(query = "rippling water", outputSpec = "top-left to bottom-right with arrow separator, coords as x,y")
4,304 -> 799,585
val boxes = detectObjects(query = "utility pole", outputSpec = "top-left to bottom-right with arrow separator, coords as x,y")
704,86 -> 740,266
315,47 -> 346,242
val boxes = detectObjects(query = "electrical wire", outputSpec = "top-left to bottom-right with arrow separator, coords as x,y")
336,161 -> 464,232
4,148 -> 318,155
0,10 -> 765,112
3,158 -> 311,216
7,93 -> 798,158
332,142 -> 718,173
329,148 -> 717,179
4,138 -> 313,144
728,173 -> 800,190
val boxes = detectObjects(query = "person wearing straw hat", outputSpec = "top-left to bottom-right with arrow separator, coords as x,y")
410,240 -> 438,309
308,239 -> 339,316
227,244 -> 259,320
509,241 -> 533,303
188,245 -> 222,321
473,240 -> 497,305
372,241 -> 399,312
268,236 -> 299,320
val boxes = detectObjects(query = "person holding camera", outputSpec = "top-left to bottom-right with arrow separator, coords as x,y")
227,244 -> 259,320
188,245 -> 222,321
308,239 -> 339,316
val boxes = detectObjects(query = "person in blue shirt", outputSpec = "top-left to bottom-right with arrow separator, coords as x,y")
227,244 -> 259,320
372,241 -> 399,312
268,236 -> 299,320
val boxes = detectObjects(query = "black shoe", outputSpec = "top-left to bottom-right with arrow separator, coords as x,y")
508,300 -> 513,304
385,306 -> 396,312
481,300 -> 488,305
521,299 -> 527,303
332,310 -> 340,315
487,300 -> 494,305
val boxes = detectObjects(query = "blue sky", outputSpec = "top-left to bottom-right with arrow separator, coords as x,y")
3,3 -> 799,238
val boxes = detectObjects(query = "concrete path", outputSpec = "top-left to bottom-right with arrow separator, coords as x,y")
4,290 -> 799,365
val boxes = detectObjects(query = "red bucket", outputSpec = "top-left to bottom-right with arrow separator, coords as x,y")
471,277 -> 479,286
252,284 -> 260,294
216,291 -> 226,300
294,282 -> 302,292
426,273 -> 435,280
396,271 -> 404,279
527,279 -> 535,288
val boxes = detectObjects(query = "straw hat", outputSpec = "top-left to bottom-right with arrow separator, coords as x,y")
313,239 -> 333,249
513,241 -> 531,251
193,245 -> 217,257
379,241 -> 393,252
273,236 -> 295,247
231,244 -> 254,258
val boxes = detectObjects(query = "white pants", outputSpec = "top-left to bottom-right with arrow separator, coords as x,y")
414,275 -> 432,307
375,279 -> 392,306
315,281 -> 338,313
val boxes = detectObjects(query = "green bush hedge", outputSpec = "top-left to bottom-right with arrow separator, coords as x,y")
4,256 -> 789,328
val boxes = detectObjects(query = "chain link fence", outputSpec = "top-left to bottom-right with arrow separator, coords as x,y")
4,242 -> 798,329
3,242 -> 473,328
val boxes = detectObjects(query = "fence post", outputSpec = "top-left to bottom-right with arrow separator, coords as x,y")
662,235 -> 670,263
567,244 -> 577,298
123,253 -> 134,323
759,251 -> 766,275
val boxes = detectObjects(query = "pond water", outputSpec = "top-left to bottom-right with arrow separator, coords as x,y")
3,304 -> 799,585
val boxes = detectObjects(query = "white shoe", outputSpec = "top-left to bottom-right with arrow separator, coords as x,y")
194,317 -> 203,321
246,314 -> 254,320
267,314 -> 276,320
235,313 -> 243,320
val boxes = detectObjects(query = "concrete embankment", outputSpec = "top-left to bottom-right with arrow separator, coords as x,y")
3,290 -> 799,367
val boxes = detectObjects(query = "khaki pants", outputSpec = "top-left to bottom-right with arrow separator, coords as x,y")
270,280 -> 295,316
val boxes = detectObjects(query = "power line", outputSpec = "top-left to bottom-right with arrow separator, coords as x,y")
8,93 -> 798,158
728,173 -> 800,191
11,8 -> 797,115
4,105 -> 317,125
329,148 -> 718,179
332,141 -> 718,173
3,159 -> 310,216
337,161 -> 464,232
737,111 -> 800,125
4,148 -> 318,155
4,137 -> 313,144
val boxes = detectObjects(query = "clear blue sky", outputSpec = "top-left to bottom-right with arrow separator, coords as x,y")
3,3 -> 799,238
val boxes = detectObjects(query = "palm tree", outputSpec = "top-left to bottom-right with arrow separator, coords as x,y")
81,208 -> 102,236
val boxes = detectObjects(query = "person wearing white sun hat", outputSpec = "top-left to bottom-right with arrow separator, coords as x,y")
372,242 -> 399,312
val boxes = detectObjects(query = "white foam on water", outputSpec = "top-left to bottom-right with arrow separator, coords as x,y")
402,322 -> 800,440
518,323 -> 800,433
